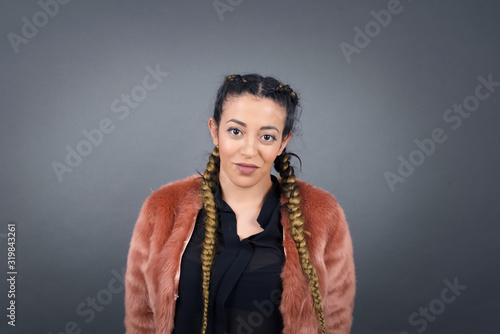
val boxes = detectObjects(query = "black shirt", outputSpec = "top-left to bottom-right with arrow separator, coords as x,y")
173,175 -> 285,334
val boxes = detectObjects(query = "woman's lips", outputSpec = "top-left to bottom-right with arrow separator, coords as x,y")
235,163 -> 258,174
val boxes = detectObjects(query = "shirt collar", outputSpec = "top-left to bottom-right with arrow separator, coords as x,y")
214,175 -> 281,225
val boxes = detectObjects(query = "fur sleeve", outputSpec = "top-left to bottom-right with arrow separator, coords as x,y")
323,202 -> 356,333
124,197 -> 156,334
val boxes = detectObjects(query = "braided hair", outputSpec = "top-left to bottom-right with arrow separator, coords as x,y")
200,74 -> 325,334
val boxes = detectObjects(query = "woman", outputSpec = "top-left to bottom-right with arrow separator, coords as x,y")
124,74 -> 355,333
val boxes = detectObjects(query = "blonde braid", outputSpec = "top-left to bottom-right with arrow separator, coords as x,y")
200,146 -> 220,334
276,152 -> 326,333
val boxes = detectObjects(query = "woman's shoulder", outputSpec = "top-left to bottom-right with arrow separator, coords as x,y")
293,178 -> 348,234
294,178 -> 342,210
142,174 -> 203,212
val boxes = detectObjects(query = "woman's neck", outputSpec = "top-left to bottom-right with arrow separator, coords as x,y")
218,173 -> 273,211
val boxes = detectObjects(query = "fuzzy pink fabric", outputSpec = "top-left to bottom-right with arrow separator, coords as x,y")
124,174 -> 355,333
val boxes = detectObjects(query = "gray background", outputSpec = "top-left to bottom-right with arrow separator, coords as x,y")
1,0 -> 499,333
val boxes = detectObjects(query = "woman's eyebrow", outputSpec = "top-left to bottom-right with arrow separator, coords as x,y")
226,119 -> 280,133
226,119 -> 246,127
260,126 -> 280,133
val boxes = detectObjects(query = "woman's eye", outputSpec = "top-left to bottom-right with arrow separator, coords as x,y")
229,128 -> 241,136
262,134 -> 276,142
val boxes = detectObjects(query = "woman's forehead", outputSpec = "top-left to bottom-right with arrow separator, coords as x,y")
221,94 -> 286,124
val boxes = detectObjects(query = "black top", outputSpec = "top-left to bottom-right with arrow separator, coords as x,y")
173,175 -> 285,334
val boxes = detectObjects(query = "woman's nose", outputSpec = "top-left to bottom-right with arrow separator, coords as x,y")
241,137 -> 257,157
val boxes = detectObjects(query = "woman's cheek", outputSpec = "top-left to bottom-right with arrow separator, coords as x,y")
264,147 -> 281,163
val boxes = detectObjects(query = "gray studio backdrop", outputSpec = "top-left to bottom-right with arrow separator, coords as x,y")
1,0 -> 499,333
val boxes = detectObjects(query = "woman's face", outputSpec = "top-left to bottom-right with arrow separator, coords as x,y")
209,94 -> 292,191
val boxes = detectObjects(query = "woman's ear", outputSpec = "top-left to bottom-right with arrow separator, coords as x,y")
208,118 -> 219,146
278,133 -> 292,155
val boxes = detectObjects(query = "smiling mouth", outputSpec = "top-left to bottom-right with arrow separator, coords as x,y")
235,163 -> 258,174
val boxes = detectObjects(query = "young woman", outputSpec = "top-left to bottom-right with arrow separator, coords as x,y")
124,74 -> 356,334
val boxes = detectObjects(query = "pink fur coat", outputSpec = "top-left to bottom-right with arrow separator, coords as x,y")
124,174 -> 355,333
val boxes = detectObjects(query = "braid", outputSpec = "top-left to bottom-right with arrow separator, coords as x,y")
200,146 -> 220,334
274,152 -> 326,334
275,83 -> 298,105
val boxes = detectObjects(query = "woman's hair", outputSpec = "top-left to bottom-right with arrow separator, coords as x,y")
200,74 -> 325,334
